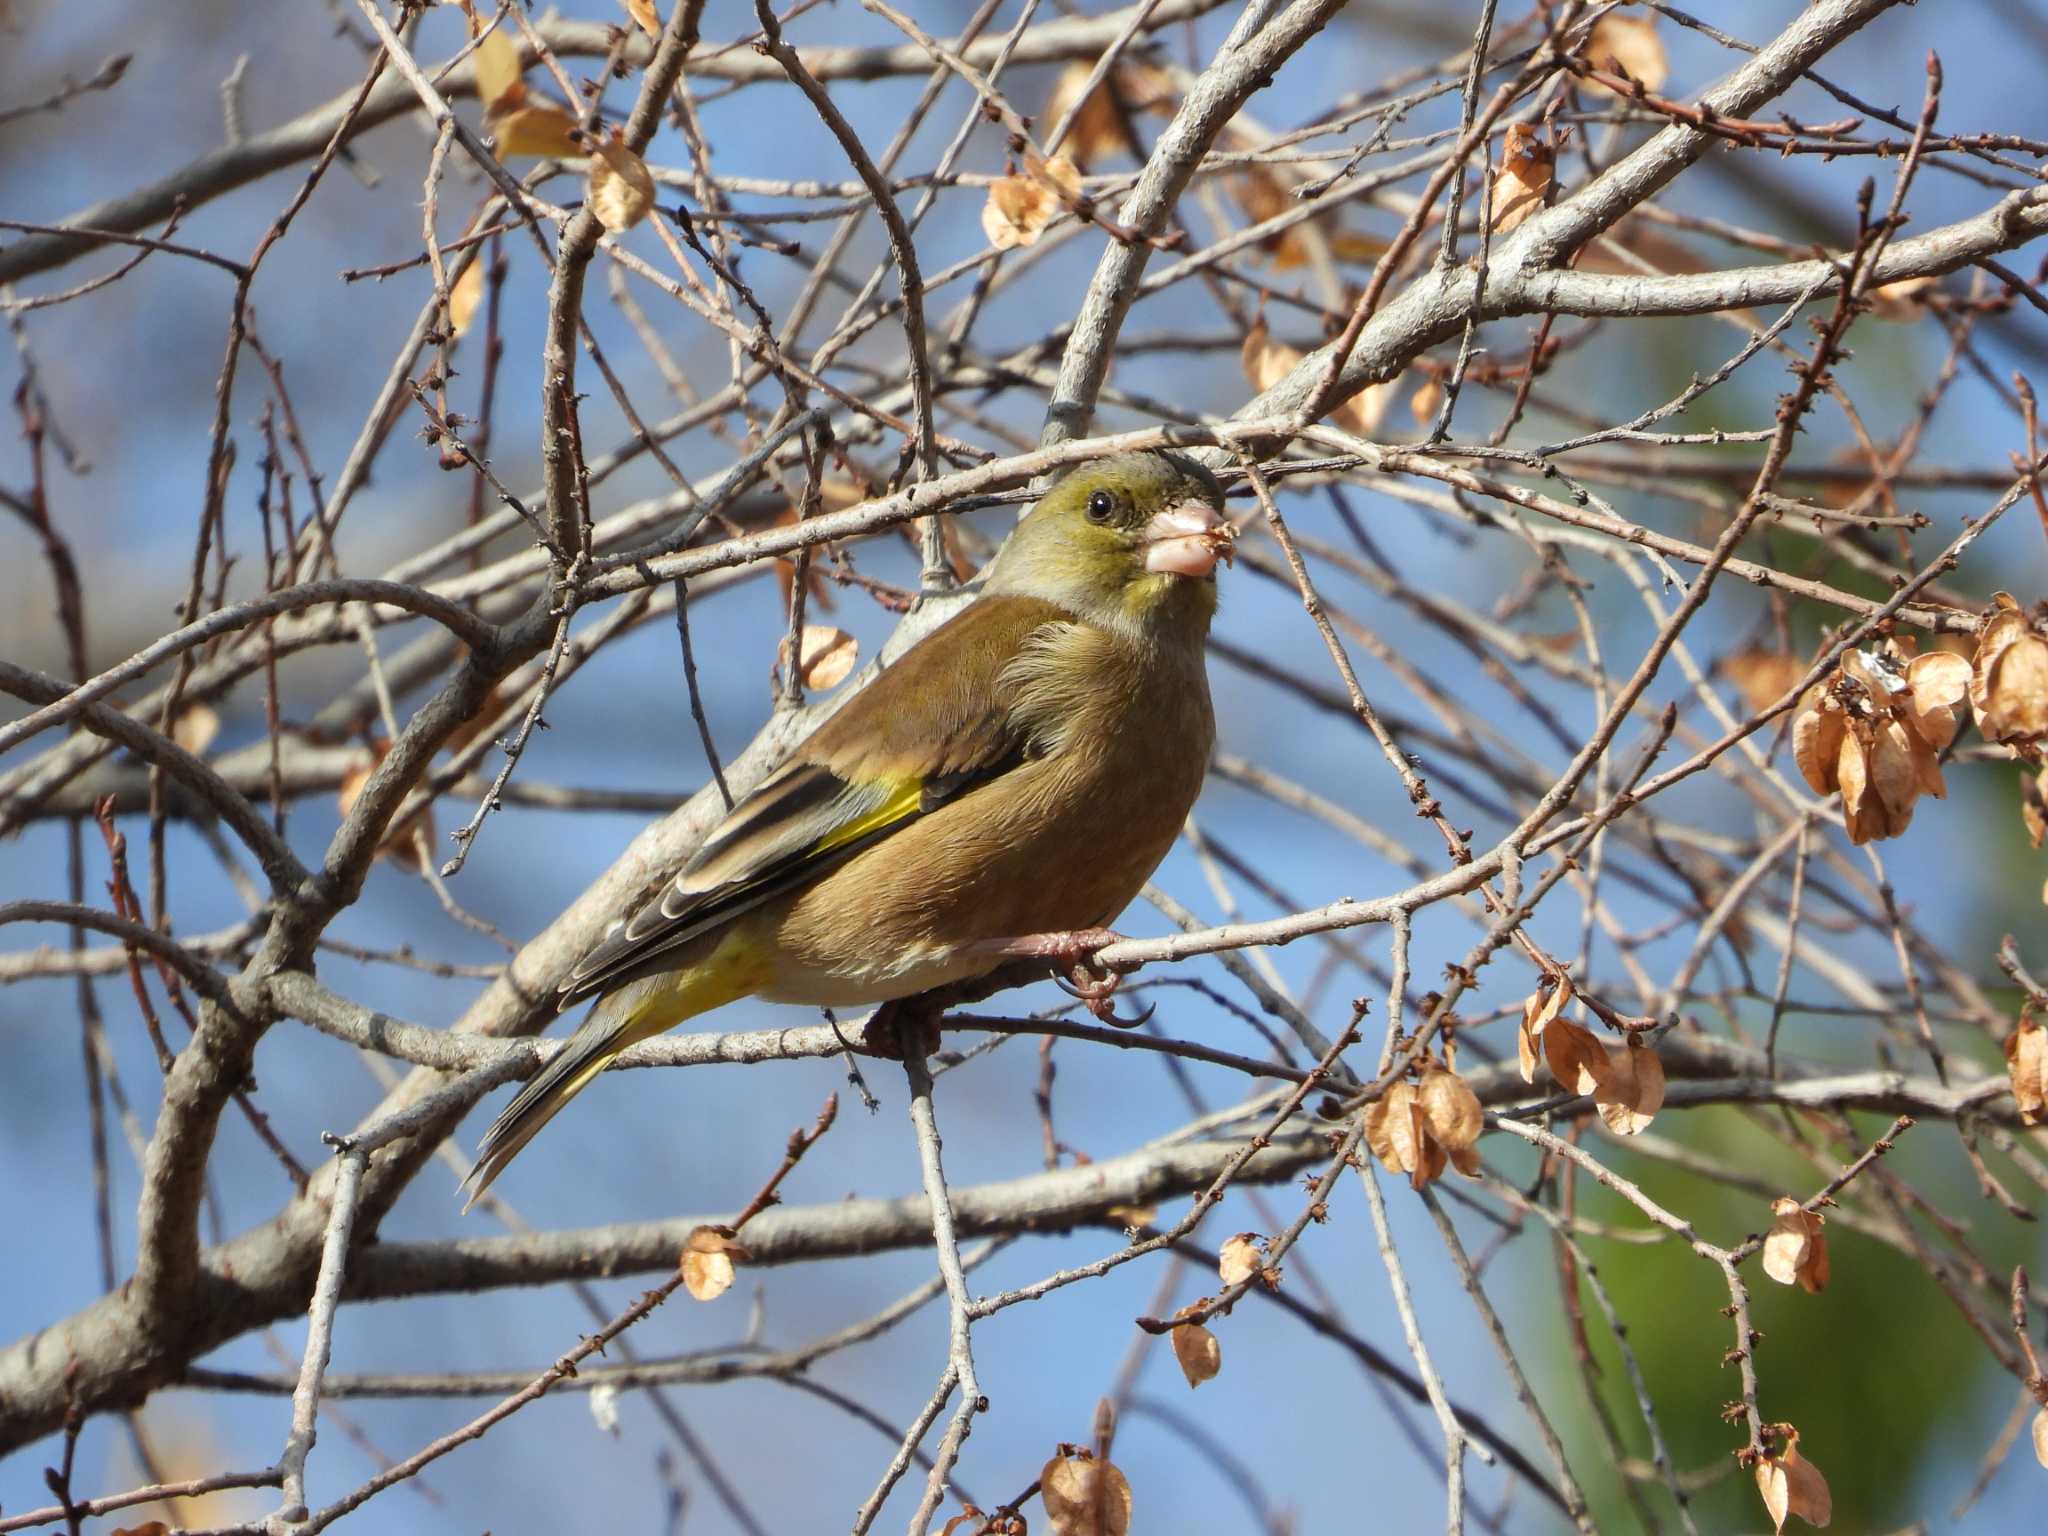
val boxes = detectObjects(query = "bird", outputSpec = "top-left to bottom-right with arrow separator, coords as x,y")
462,449 -> 1234,1205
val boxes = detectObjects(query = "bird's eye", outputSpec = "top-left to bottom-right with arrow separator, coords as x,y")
1086,489 -> 1115,523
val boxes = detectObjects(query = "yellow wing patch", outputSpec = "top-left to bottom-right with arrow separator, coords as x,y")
811,777 -> 926,856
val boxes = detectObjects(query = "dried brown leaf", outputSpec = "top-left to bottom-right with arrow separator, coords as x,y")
1517,974 -> 1574,1083
1761,1198 -> 1829,1292
1595,1038 -> 1664,1136
1042,58 -> 1174,167
1867,274 -> 1936,321
444,683 -> 505,755
1531,974 -> 1573,1031
1543,1016 -> 1614,1098
1791,688 -> 1846,795
1781,1438 -> 1832,1528
170,702 -> 220,757
1724,649 -> 1806,716
1365,1081 -> 1420,1173
2005,1014 -> 2047,1125
681,1224 -> 749,1301
588,135 -> 655,230
1170,1306 -> 1221,1388
1232,165 -> 1314,270
1217,1232 -> 1263,1287
471,22 -> 524,110
1337,378 -> 1398,439
1583,12 -> 1668,96
1516,1008 -> 1541,1083
1241,316 -> 1297,389
621,0 -> 661,39
1756,1456 -> 1790,1534
1491,123 -> 1554,234
336,738 -> 432,871
1756,1433 -> 1831,1533
1409,376 -> 1444,426
679,1246 -> 733,1301
981,156 -> 1080,250
1797,644 -> 1956,840
768,493 -> 849,615
1869,714 -> 1931,824
943,1508 -> 1022,1536
1040,155 -> 1083,199
1972,595 -> 2048,752
777,625 -> 858,692
981,179 -> 1051,249
489,102 -> 583,160
447,257 -> 486,338
1407,1095 -> 1447,1190
1418,1065 -> 1483,1176
1103,1198 -> 1157,1230
1045,61 -> 1129,166
1834,719 -> 1900,845
1575,212 -> 1709,279
1242,317 -> 1397,437
1040,1449 -> 1132,1536
1903,648 -> 1970,750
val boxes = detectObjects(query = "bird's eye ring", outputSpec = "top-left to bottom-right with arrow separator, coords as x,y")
1086,489 -> 1115,523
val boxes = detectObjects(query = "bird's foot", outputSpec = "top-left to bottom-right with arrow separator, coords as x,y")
859,996 -> 944,1061
981,927 -> 1149,1027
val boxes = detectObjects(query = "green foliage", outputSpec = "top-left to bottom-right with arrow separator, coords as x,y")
1548,1106 -> 2040,1533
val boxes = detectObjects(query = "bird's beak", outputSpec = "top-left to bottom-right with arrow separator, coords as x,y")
1143,500 -> 1234,577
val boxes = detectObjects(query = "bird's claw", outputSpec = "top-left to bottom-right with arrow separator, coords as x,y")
859,998 -> 943,1061
1054,966 -> 1155,1028
988,927 -> 1147,1027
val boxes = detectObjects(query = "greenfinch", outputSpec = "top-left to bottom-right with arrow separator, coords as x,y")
463,450 -> 1232,1203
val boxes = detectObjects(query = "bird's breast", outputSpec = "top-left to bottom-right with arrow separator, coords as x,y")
764,629 -> 1214,1001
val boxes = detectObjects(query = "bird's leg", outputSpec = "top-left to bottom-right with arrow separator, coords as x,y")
859,994 -> 945,1061
978,928 -> 1150,1027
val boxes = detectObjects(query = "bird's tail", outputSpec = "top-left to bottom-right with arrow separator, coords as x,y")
461,935 -> 767,1208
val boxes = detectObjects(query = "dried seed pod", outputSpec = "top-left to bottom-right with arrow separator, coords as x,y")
1491,123 -> 1555,233
681,1224 -> 751,1301
1596,1038 -> 1666,1136
1040,1447 -> 1132,1536
981,156 -> 1081,250
1791,644 -> 1962,843
1972,594 -> 2048,758
1723,648 -> 1806,715
587,136 -> 656,230
777,625 -> 858,693
2005,1012 -> 2047,1125
1217,1233 -> 1264,1287
447,258 -> 486,338
1755,1431 -> 1832,1533
1542,1016 -> 1613,1098
1041,57 -> 1174,166
1241,316 -> 1398,436
1169,1304 -> 1221,1388
1517,973 -> 1575,1083
621,0 -> 661,39
1582,10 -> 1668,96
1760,1198 -> 1830,1293
1418,1064 -> 1484,1175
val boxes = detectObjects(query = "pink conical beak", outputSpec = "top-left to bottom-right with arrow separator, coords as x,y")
1143,500 -> 1233,577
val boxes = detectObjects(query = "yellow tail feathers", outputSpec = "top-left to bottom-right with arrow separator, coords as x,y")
461,933 -> 769,1208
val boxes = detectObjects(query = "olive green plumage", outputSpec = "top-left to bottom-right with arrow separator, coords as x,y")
463,450 -> 1230,1204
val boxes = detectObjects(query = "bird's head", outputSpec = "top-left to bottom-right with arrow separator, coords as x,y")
983,450 -> 1233,639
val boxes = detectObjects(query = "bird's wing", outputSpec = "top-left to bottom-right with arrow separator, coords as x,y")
558,593 -> 1073,1005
